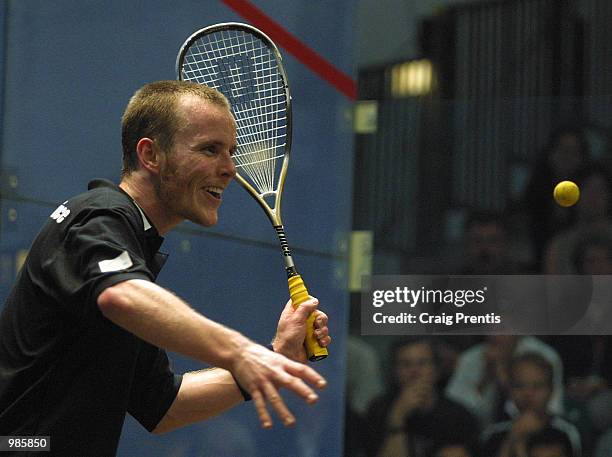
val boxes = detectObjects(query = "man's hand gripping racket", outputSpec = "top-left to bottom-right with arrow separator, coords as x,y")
177,23 -> 328,361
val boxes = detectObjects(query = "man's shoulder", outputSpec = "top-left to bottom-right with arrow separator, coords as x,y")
64,179 -> 139,220
41,179 -> 143,239
74,179 -> 132,207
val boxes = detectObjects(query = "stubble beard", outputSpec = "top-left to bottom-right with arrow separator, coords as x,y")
155,163 -> 216,227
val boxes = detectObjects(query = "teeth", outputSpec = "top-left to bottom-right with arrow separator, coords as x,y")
205,186 -> 224,195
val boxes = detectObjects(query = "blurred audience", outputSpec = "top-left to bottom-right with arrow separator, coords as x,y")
342,122 -> 612,457
480,352 -> 581,457
344,294 -> 384,457
544,163 -> 612,274
346,335 -> 384,417
460,211 -> 528,275
526,427 -> 574,457
572,235 -> 612,275
594,429 -> 612,457
365,337 -> 479,457
523,126 -> 591,270
432,441 -> 476,457
588,389 -> 612,457
446,336 -> 564,429
344,335 -> 384,457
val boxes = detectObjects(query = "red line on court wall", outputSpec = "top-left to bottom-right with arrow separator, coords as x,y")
220,0 -> 357,100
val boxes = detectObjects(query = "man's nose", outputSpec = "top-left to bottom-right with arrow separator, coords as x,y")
220,152 -> 236,178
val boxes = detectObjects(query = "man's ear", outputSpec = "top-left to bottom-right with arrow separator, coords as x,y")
135,138 -> 161,174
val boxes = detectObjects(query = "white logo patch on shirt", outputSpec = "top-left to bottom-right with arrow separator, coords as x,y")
98,250 -> 133,273
50,201 -> 71,224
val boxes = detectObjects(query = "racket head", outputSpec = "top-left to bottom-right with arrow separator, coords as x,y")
176,22 -> 292,225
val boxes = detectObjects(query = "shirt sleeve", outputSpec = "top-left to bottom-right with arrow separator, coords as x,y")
127,343 -> 183,432
42,206 -> 154,320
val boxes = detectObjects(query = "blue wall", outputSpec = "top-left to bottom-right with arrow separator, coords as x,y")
0,1 -> 355,456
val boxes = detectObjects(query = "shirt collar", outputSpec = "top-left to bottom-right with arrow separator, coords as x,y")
131,200 -> 152,231
87,178 -> 155,232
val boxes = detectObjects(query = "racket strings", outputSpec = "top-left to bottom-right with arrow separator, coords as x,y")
181,28 -> 288,197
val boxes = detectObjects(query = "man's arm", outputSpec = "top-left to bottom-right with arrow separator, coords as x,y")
151,298 -> 331,434
97,279 -> 327,428
152,368 -> 243,434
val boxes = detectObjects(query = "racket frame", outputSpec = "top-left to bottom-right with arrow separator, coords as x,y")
176,22 -> 327,361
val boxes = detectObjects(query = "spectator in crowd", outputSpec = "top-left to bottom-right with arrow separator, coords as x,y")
446,336 -> 564,429
365,337 -> 479,457
481,352 -> 581,457
523,125 -> 591,270
545,163 -> 612,274
460,211 -> 527,275
545,196 -> 612,431
526,427 -> 574,457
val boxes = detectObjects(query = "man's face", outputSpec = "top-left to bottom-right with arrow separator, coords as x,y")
394,342 -> 437,387
529,444 -> 568,457
466,222 -> 506,272
510,361 -> 552,413
156,95 -> 237,227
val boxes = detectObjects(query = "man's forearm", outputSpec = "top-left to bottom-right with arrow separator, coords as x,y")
153,368 -> 243,434
97,279 -> 249,370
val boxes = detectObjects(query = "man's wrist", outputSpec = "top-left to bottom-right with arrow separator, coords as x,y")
217,330 -> 252,371
270,338 -> 308,362
231,344 -> 273,402
231,374 -> 252,402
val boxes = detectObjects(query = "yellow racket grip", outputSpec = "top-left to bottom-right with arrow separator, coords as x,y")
288,275 -> 329,362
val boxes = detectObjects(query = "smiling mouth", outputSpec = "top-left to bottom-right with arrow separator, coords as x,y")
204,186 -> 224,200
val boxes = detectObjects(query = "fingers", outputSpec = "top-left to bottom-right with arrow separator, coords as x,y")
284,359 -> 327,390
315,334 -> 332,347
262,382 -> 296,427
251,370 -> 318,429
239,347 -> 327,429
251,385 -> 295,429
314,311 -> 328,328
313,328 -> 331,347
313,311 -> 331,347
292,297 -> 319,319
251,389 -> 273,429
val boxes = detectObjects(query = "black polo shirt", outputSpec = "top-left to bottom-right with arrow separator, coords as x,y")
0,179 -> 182,456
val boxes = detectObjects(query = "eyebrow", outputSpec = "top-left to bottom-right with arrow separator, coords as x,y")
192,140 -> 238,152
193,140 -> 224,148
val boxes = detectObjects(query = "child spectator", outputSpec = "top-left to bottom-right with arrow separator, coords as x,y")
481,353 -> 581,457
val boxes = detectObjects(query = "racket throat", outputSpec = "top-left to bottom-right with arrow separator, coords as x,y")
273,225 -> 299,275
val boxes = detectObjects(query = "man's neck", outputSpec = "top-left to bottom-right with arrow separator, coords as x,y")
119,174 -> 181,235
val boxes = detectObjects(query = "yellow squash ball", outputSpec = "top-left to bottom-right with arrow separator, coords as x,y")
553,180 -> 580,207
